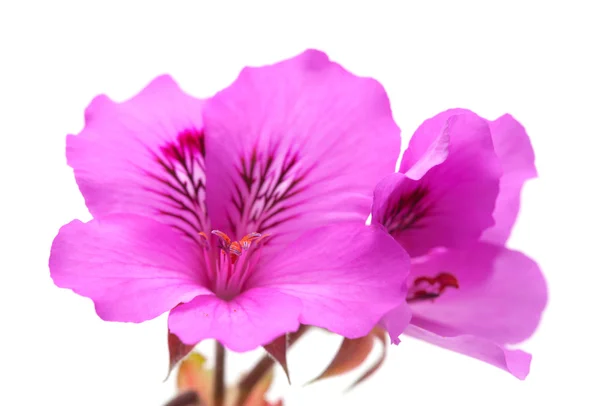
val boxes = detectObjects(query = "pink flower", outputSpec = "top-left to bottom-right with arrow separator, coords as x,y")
373,109 -> 547,379
49,50 -> 411,351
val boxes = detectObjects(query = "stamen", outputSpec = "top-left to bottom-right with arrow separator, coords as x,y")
229,241 -> 242,257
239,232 -> 262,250
198,229 -> 271,298
211,230 -> 232,251
407,272 -> 459,303
208,230 -> 266,260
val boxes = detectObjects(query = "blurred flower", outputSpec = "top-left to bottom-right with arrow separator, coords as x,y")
373,109 -> 547,379
175,352 -> 282,406
49,50 -> 411,353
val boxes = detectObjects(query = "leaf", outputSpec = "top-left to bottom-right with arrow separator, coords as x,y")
306,327 -> 389,390
346,327 -> 388,391
167,331 -> 197,381
177,352 -> 214,406
263,334 -> 290,384
306,334 -> 375,385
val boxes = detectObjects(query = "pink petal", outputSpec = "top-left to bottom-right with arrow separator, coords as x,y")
399,108 -> 470,174
481,114 -> 538,245
374,112 -> 501,256
67,75 -> 210,241
378,301 -> 412,345
201,49 -> 400,249
49,214 -> 209,322
404,325 -> 532,380
405,243 -> 547,378
168,288 -> 302,351
248,223 -> 411,342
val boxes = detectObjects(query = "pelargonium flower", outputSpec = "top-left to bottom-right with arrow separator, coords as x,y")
372,109 -> 547,379
49,50 -> 411,352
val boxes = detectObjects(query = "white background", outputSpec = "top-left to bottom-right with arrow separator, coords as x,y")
1,1 -> 598,405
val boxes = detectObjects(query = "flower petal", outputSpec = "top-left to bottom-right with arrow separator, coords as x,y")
49,214 -> 208,322
374,112 -> 501,256
404,243 -> 546,379
168,288 -> 303,352
67,75 -> 210,241
378,300 -> 412,345
249,223 -> 411,342
404,325 -> 532,380
399,108 -> 469,174
481,114 -> 538,244
409,243 -> 547,345
202,49 -> 400,249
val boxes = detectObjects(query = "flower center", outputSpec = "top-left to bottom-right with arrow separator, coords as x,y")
406,272 -> 459,303
198,230 -> 269,299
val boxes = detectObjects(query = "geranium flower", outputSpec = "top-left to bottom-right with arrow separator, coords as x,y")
49,50 -> 411,351
373,109 -> 547,378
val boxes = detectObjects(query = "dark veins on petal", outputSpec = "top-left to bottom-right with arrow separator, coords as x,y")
381,185 -> 430,235
229,142 -> 312,238
146,129 -> 208,244
407,272 -> 459,303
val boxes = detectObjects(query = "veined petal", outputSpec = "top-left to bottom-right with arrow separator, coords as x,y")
400,109 -> 537,246
249,223 -> 411,342
481,114 -> 538,244
67,75 -> 210,242
202,49 -> 400,249
168,287 -> 303,351
405,243 -> 547,379
49,214 -> 209,322
374,112 -> 501,256
404,325 -> 532,380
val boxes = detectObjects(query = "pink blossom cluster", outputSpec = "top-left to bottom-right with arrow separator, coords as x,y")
49,50 -> 546,405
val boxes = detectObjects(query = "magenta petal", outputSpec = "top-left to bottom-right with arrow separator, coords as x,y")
67,75 -> 209,239
405,243 -> 546,378
202,49 -> 400,248
481,114 -> 538,245
409,243 -> 547,344
168,288 -> 302,351
249,223 -> 411,341
374,112 -> 501,256
404,325 -> 532,380
399,108 -> 471,174
49,214 -> 208,322
378,301 -> 412,345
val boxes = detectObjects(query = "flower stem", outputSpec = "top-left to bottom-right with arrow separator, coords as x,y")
214,341 -> 226,406
236,325 -> 310,406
